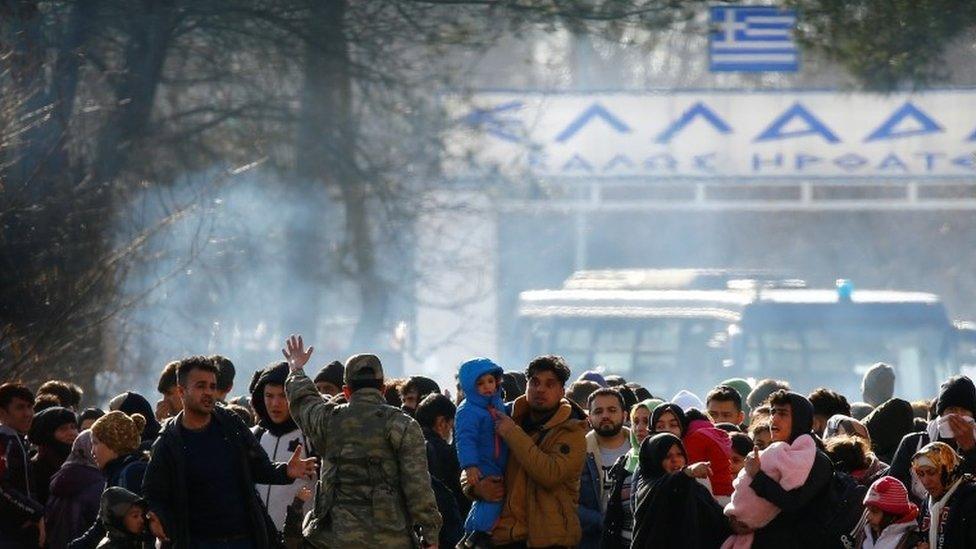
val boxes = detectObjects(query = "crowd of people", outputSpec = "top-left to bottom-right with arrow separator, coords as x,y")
1,333 -> 976,548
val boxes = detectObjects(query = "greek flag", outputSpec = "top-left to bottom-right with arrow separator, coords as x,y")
709,6 -> 799,72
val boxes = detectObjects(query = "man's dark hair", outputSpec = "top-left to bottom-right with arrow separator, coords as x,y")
684,408 -> 710,423
706,385 -> 742,412
177,356 -> 220,387
587,387 -> 625,411
209,355 -> 236,392
401,376 -> 441,400
604,375 -> 626,387
384,379 -> 405,407
808,387 -> 851,419
767,389 -> 794,410
350,378 -> 385,392
716,422 -> 742,433
0,383 -> 34,409
747,378 -> 790,410
825,434 -> 870,473
157,361 -> 179,394
568,380 -> 600,408
415,393 -> 457,430
525,355 -> 571,386
33,394 -> 61,413
226,403 -> 255,427
37,380 -> 83,409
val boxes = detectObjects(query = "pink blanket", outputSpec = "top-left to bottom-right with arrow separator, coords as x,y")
721,434 -> 816,549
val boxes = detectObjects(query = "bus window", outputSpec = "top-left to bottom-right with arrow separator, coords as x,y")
593,328 -> 636,375
553,325 -> 593,370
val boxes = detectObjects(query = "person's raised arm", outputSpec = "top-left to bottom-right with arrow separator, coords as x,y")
283,334 -> 337,442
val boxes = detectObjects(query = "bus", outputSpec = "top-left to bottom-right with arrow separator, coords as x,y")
509,269 -> 975,401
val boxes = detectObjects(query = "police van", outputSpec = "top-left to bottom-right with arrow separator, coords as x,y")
511,269 -> 976,401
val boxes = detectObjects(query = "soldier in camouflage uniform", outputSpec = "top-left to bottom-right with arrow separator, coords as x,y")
282,335 -> 442,548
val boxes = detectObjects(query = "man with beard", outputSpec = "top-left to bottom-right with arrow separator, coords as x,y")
143,356 -> 317,548
467,355 -> 587,548
578,388 -> 630,549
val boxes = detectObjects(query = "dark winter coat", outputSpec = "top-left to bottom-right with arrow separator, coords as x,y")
751,392 -> 835,549
0,424 -> 43,547
96,487 -> 151,549
46,463 -> 106,549
142,407 -> 291,549
920,476 -> 976,549
422,427 -> 468,517
631,433 -> 730,549
578,451 -> 603,549
69,452 -> 149,549
890,430 -> 976,505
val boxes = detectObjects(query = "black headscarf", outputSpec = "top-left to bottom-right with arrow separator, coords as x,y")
650,403 -> 688,437
780,391 -> 814,443
631,433 -> 729,548
110,392 -> 161,443
251,361 -> 299,437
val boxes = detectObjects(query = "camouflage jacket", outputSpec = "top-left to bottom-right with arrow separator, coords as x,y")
285,369 -> 441,548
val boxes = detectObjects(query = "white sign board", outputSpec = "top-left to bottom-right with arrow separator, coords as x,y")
448,91 -> 976,179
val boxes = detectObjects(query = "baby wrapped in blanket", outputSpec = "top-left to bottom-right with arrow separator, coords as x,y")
721,433 -> 817,549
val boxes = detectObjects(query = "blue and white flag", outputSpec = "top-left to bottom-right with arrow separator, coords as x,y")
709,6 -> 799,72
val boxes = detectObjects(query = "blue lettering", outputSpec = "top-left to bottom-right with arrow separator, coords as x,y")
654,102 -> 732,144
877,153 -> 909,171
795,154 -> 823,171
865,102 -> 943,142
914,152 -> 945,172
755,103 -> 840,143
554,103 -> 631,143
602,155 -> 636,172
644,154 -> 678,171
529,150 -> 549,171
694,153 -> 716,172
460,101 -> 525,143
952,154 -> 976,171
753,153 -> 784,172
833,153 -> 869,172
561,154 -> 594,172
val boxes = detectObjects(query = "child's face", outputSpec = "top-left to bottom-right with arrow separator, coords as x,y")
476,374 -> 498,397
123,505 -> 145,535
730,451 -> 746,477
752,426 -> 772,450
865,506 -> 884,529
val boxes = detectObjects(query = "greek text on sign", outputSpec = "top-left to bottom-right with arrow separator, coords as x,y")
449,91 -> 976,179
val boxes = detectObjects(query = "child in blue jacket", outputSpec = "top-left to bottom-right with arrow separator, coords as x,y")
455,358 -> 509,547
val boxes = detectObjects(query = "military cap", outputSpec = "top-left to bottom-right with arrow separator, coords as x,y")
344,353 -> 384,384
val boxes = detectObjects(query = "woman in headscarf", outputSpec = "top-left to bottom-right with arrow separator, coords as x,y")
45,430 -> 107,549
912,441 -> 976,548
630,433 -> 730,548
601,399 -> 662,548
28,406 -> 79,505
651,403 -> 687,438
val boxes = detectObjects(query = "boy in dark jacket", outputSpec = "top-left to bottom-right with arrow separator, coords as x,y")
97,487 -> 150,549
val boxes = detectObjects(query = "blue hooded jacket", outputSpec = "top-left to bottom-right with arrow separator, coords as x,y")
455,358 -> 509,477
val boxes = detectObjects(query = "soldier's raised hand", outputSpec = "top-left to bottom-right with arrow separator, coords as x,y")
282,334 -> 314,372
286,444 -> 319,479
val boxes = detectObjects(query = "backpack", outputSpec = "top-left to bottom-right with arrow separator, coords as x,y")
821,470 -> 868,548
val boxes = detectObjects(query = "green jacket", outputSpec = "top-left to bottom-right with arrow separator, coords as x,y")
286,369 -> 441,548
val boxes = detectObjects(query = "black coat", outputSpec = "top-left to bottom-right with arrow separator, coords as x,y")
750,449 -> 834,549
921,477 -> 976,548
142,407 -> 290,549
631,434 -> 730,549
422,427 -> 469,517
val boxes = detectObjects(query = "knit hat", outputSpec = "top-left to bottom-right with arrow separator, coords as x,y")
91,411 -> 146,455
936,375 -> 976,417
671,390 -> 705,412
862,363 -> 896,407
863,398 -> 915,464
578,370 -> 608,388
28,406 -> 78,447
314,361 -> 344,387
863,476 -> 918,521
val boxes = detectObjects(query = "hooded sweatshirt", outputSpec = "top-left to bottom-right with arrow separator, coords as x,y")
96,487 -> 149,549
250,362 -> 312,532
